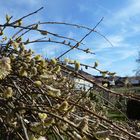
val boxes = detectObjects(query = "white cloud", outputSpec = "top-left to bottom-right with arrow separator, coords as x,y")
107,35 -> 124,47
104,0 -> 140,28
75,53 -> 95,61
116,0 -> 140,19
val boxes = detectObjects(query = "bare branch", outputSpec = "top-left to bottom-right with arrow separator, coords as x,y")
56,17 -> 104,59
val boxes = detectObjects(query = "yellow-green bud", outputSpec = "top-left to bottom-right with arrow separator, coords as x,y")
78,116 -> 89,132
12,41 -> 19,50
53,65 -> 61,73
51,58 -> 57,65
4,87 -> 13,98
38,113 -> 47,121
22,62 -> 28,69
74,61 -> 80,71
19,68 -> 28,77
40,60 -> 46,67
31,67 -> 37,75
31,59 -> 36,66
26,56 -> 31,62
34,55 -> 42,61
34,81 -> 42,87
16,20 -> 22,26
6,14 -> 10,23
58,101 -> 69,111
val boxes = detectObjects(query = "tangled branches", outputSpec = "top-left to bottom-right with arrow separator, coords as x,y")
0,7 -> 139,140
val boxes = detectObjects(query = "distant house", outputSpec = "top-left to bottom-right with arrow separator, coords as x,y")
128,77 -> 140,86
75,69 -> 94,90
114,76 -> 140,87
62,63 -> 140,90
114,77 -> 127,87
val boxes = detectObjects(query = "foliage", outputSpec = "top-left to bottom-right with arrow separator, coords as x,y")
0,7 -> 139,140
136,52 -> 140,76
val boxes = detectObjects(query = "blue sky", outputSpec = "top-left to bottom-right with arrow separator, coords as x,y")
0,0 -> 140,76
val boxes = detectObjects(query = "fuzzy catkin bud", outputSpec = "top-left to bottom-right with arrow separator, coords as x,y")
19,68 -> 28,77
51,58 -> 57,65
6,14 -> 10,23
34,55 -> 42,61
31,67 -> 37,75
78,116 -> 89,132
12,41 -> 19,50
31,59 -> 36,66
74,61 -> 80,71
26,56 -> 31,62
34,81 -> 42,87
58,100 -> 69,111
4,87 -> 13,98
16,20 -> 22,26
22,62 -> 28,69
73,131 -> 82,140
38,113 -> 47,121
53,65 -> 61,73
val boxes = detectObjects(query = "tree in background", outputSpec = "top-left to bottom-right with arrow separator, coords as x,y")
136,52 -> 140,76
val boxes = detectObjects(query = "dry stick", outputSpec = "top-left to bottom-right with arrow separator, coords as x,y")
61,61 -> 112,75
65,74 -> 126,119
62,87 -> 92,117
68,62 -> 107,74
0,7 -> 43,37
11,25 -> 34,39
8,7 -> 44,26
60,63 -> 140,101
26,39 -> 95,55
16,132 -> 25,140
39,21 -> 114,47
47,95 -> 140,140
10,21 -> 112,47
110,134 -> 126,140
25,77 -> 53,107
90,88 -> 129,121
16,107 -> 98,140
29,90 -> 139,140
1,16 -> 112,53
1,20 -> 110,56
52,126 -> 65,140
10,24 -> 84,46
13,25 -> 81,42
16,114 -> 29,140
3,24 -> 82,44
16,28 -> 33,39
1,17 -> 13,32
56,17 -> 104,60
0,22 -> 81,45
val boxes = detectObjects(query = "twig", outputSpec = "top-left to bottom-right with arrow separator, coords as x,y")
38,21 -> 113,47
19,115 -> 29,140
56,17 -> 104,59
25,39 -> 95,55
16,107 -> 98,140
9,7 -> 44,25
